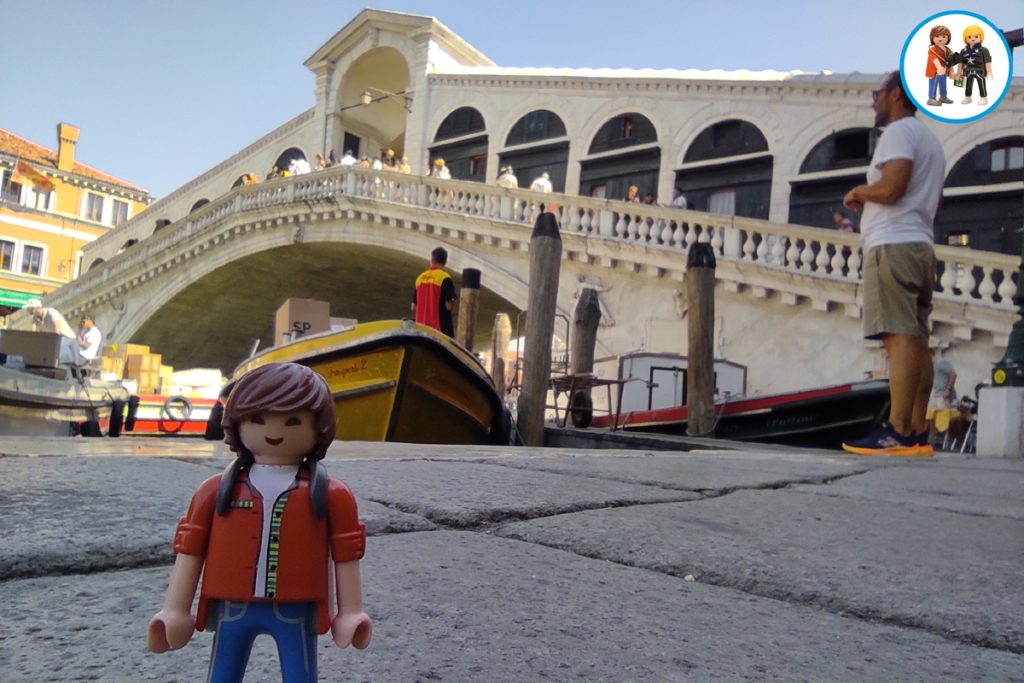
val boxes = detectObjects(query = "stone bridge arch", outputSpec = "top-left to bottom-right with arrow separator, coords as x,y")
109,219 -> 529,373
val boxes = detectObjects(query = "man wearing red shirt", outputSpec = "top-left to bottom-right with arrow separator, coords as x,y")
412,246 -> 456,337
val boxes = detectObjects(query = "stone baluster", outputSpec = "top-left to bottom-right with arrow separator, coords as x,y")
785,239 -> 801,268
800,240 -> 816,270
661,219 -> 675,245
830,244 -> 846,274
772,236 -> 787,266
614,213 -> 628,239
998,268 -> 1018,304
978,267 -> 997,303
742,231 -> 756,262
755,233 -> 768,263
684,224 -> 698,250
579,208 -> 592,234
847,249 -> 861,279
710,227 -> 723,254
938,260 -> 957,293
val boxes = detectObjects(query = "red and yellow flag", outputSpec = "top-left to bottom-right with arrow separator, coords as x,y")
12,160 -> 55,192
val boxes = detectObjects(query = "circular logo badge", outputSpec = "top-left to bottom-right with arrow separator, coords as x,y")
899,10 -> 1013,124
994,368 -> 1007,385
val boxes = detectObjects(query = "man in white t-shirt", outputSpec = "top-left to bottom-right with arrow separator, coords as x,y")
529,172 -> 553,193
841,71 -> 945,457
76,315 -> 102,363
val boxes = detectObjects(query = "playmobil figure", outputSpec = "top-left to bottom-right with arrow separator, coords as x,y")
925,25 -> 953,106
147,362 -> 371,683
955,24 -> 993,105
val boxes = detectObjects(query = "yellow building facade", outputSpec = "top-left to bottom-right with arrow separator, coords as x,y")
0,123 -> 151,318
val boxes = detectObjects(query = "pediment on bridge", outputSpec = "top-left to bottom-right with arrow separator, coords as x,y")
304,8 -> 493,74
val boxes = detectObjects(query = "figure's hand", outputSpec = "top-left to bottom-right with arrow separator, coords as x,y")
147,609 -> 196,653
843,187 -> 863,213
331,611 -> 372,649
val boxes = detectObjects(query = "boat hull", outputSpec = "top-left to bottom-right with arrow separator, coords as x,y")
596,380 -> 890,449
0,366 -> 128,437
232,321 -> 505,445
99,394 -> 217,436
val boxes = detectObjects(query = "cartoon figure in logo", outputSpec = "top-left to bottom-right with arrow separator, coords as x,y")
925,25 -> 953,106
147,362 -> 371,683
954,24 -> 993,105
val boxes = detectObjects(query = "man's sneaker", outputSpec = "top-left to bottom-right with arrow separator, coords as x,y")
961,96 -> 973,104
926,98 -> 941,106
978,97 -> 988,105
842,423 -> 918,456
914,432 -> 935,456
939,96 -> 954,104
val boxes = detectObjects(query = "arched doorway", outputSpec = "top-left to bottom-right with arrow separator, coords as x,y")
335,47 -> 411,164
430,107 -> 488,182
677,119 -> 772,218
500,110 -> 569,191
939,136 -> 1023,255
580,113 -> 659,200
273,148 -> 308,176
789,128 -> 875,229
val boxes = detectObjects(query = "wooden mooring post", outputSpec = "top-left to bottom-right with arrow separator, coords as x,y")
516,212 -> 562,446
686,242 -> 716,436
456,268 -> 481,349
491,312 -> 512,397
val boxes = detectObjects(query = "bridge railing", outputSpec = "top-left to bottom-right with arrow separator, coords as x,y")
74,165 -> 1020,314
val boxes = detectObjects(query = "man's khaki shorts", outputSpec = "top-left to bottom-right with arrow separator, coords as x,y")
862,242 -> 936,347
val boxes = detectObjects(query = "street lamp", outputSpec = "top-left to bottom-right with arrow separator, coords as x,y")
339,87 -> 413,113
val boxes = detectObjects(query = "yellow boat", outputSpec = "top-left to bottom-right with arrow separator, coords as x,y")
228,320 -> 509,444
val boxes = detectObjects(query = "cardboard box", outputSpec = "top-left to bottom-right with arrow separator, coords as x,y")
274,298 -> 330,347
124,344 -> 150,357
0,330 -> 62,368
125,354 -> 146,380
330,316 -> 358,332
144,354 -> 162,372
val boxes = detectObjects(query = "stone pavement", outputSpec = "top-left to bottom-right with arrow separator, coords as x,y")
0,436 -> 1022,682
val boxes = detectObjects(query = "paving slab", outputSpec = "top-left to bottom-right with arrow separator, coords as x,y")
497,489 -> 1024,653
0,455 -> 432,580
333,459 -> 699,527
2,532 -> 1022,683
479,449 -> 886,493
793,457 -> 1024,519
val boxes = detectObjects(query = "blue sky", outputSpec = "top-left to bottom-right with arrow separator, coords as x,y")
2,0 -> 1021,197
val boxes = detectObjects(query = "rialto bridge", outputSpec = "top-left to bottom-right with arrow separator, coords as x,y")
16,166 -> 1020,397
9,8 -> 1022,397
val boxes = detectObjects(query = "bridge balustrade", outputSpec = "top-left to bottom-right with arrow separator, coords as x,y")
65,165 -> 1021,319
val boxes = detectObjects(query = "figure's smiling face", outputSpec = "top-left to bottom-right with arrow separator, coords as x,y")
239,410 -> 317,465
933,34 -> 948,48
965,34 -> 982,47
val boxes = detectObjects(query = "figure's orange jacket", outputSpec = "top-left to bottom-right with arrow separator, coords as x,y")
172,467 -> 366,634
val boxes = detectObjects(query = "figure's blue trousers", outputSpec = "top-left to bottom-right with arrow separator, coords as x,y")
207,601 -> 318,683
928,75 -> 947,99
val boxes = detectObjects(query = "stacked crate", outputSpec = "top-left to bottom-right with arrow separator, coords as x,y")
100,344 -> 173,395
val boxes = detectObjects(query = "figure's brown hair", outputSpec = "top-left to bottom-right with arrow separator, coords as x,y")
929,25 -> 951,47
217,363 -> 336,517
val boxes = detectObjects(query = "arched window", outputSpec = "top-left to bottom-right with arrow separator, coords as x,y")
430,107 -> 488,182
118,239 -> 139,253
500,110 -> 569,192
789,128 -> 874,229
154,218 -> 172,233
189,199 -> 210,214
435,107 -> 485,142
88,258 -> 105,272
938,136 -> 1024,254
580,113 -> 659,200
676,119 -> 772,219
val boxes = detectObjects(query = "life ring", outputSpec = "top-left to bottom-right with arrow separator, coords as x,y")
161,395 -> 193,421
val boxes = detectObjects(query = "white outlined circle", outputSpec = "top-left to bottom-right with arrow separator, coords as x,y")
899,10 -> 1012,124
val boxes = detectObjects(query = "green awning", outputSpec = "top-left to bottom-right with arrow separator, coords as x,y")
0,288 -> 38,308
